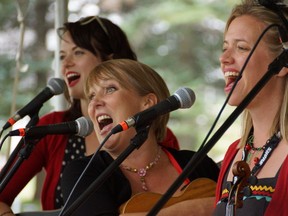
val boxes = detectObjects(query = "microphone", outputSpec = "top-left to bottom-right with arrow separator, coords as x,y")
111,87 -> 196,134
8,117 -> 94,139
2,78 -> 66,130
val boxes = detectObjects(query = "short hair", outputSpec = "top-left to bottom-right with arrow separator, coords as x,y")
85,59 -> 170,142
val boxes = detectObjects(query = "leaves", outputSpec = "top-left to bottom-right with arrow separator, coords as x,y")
0,0 -> 239,154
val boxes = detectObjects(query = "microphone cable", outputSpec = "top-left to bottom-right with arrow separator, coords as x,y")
0,133 -> 10,151
0,129 -> 4,139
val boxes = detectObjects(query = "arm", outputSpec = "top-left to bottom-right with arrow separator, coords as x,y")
0,202 -> 15,216
121,197 -> 215,216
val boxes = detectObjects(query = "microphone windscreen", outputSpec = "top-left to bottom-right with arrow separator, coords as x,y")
174,87 -> 196,109
76,117 -> 94,137
47,78 -> 66,95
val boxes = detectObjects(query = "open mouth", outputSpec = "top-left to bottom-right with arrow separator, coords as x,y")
97,115 -> 113,131
66,72 -> 80,85
224,71 -> 239,86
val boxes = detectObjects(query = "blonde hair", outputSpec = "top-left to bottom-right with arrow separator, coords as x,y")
225,0 -> 288,147
85,59 -> 170,142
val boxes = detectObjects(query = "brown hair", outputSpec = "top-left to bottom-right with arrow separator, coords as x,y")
85,59 -> 170,142
57,16 -> 137,120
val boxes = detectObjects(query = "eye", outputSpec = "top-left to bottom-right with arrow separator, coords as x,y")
88,92 -> 96,101
59,54 -> 65,61
222,41 -> 228,52
74,49 -> 85,56
106,86 -> 117,94
237,45 -> 249,51
237,42 -> 250,52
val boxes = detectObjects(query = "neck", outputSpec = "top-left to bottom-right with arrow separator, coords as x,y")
248,107 -> 280,148
247,79 -> 284,145
122,140 -> 160,168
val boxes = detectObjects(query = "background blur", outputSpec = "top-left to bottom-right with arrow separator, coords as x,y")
0,0 -> 241,212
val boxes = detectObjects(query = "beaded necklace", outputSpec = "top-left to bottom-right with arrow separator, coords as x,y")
121,146 -> 161,191
242,131 -> 282,176
227,131 -> 282,213
244,134 -> 269,165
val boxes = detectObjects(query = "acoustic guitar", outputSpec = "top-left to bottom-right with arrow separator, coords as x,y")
120,177 -> 216,213
17,178 -> 216,215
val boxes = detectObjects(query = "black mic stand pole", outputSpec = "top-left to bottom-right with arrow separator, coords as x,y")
0,112 -> 40,193
61,125 -> 150,216
147,49 -> 288,216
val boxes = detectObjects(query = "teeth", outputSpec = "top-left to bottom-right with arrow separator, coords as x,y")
97,115 -> 111,123
66,73 -> 79,78
224,71 -> 239,77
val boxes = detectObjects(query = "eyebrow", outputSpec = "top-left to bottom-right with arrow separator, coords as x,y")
59,46 -> 80,54
223,38 -> 248,44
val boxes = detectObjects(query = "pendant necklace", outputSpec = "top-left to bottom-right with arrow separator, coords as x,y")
121,146 -> 161,191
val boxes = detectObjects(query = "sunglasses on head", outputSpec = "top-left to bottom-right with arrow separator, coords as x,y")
79,16 -> 109,38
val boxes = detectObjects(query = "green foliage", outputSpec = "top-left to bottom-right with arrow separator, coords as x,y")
117,0 -> 239,151
0,0 -> 240,155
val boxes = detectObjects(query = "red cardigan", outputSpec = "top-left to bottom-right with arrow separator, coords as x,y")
215,140 -> 288,216
0,111 -> 179,210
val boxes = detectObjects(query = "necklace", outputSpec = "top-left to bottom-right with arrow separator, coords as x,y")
121,146 -> 161,191
244,135 -> 268,165
243,131 -> 281,169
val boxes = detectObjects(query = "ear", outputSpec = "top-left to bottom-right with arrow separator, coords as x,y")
277,67 -> 288,77
141,93 -> 158,110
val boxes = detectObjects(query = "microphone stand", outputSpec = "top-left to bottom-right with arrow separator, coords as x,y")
61,125 -> 150,216
147,48 -> 288,215
0,112 -> 40,193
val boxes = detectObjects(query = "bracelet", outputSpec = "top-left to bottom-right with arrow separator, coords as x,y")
0,211 -> 13,216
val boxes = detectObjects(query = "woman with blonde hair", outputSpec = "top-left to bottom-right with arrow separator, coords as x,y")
214,0 -> 288,215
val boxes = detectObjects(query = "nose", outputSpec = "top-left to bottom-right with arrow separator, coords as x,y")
62,55 -> 74,69
219,49 -> 234,65
88,94 -> 104,118
88,93 -> 105,108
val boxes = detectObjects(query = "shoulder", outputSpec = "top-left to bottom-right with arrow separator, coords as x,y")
164,147 -> 220,182
64,151 -> 114,177
164,147 -> 216,165
227,139 -> 240,152
38,111 -> 69,125
165,147 -> 195,161
221,139 -> 240,167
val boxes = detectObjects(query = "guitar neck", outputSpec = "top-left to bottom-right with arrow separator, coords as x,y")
16,209 -> 61,216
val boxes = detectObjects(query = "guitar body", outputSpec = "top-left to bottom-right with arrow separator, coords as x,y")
17,178 -> 216,215
120,178 -> 216,213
